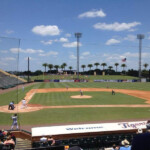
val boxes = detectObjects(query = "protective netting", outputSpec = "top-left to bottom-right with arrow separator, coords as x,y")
0,37 -> 21,129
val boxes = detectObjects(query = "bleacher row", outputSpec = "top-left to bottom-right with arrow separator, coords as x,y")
32,133 -> 136,150
0,72 -> 24,89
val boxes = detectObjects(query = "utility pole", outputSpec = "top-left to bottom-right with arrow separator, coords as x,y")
27,57 -> 30,83
75,33 -> 82,79
137,34 -> 144,81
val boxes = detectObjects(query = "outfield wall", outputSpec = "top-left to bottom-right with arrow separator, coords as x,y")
34,79 -> 88,82
34,79 -> 140,82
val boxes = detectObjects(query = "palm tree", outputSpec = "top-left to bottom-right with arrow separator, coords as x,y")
143,63 -> 149,70
62,63 -> 67,71
48,64 -> 53,73
114,63 -> 119,72
68,66 -> 72,74
81,65 -> 86,73
121,64 -> 126,71
42,63 -> 48,73
101,63 -> 107,70
88,64 -> 93,71
60,65 -> 64,71
54,65 -> 59,73
94,62 -> 100,69
108,66 -> 113,70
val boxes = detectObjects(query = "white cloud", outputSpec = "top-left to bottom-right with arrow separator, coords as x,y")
3,57 -> 16,61
63,41 -> 82,48
65,33 -> 71,37
41,40 -> 53,45
69,54 -> 76,59
103,52 -> 150,62
32,25 -> 61,36
82,52 -> 90,56
39,51 -> 58,57
59,37 -> 68,42
5,30 -> 14,34
0,50 -> 8,53
93,22 -> 141,31
78,9 -> 106,18
124,35 -> 137,41
10,48 -> 44,54
105,39 -> 120,45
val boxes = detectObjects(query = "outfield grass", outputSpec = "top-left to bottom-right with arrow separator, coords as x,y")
36,82 -> 150,91
1,107 -> 150,125
30,92 -> 146,106
29,75 -> 139,81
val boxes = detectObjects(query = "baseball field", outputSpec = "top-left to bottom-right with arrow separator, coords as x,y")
0,77 -> 150,131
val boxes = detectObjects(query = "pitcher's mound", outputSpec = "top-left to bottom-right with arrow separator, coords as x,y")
71,95 -> 92,99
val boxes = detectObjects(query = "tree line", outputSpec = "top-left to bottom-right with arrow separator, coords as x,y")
42,62 -> 149,73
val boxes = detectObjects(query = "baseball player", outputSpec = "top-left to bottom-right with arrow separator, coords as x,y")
11,114 -> 19,130
21,98 -> 27,109
80,89 -> 83,96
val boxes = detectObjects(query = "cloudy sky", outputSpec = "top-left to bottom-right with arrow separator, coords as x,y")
0,0 -> 150,71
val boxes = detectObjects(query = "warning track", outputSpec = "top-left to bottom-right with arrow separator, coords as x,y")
1,88 -> 150,113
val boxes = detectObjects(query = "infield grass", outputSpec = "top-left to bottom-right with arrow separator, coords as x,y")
30,92 -> 146,106
1,107 -> 150,125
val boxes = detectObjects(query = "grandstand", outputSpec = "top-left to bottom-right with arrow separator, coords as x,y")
0,69 -> 26,89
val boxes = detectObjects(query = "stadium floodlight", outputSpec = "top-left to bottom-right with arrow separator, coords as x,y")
137,34 -> 144,80
75,32 -> 82,79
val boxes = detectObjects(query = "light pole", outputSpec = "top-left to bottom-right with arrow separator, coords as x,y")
27,57 -> 30,83
137,34 -> 144,80
75,32 -> 82,79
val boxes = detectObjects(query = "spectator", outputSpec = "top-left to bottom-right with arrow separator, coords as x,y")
40,136 -> 47,143
7,131 -> 16,144
0,139 -> 3,144
0,130 -> 4,138
112,144 -> 120,150
137,128 -> 143,134
3,135 -> 15,146
47,135 -> 55,146
131,120 -> 150,150
120,139 -> 131,150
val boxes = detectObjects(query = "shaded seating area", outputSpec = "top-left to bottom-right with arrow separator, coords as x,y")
0,71 -> 26,89
32,133 -> 136,150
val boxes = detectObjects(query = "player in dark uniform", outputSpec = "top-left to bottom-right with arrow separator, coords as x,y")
112,90 -> 115,95
80,89 -> 83,96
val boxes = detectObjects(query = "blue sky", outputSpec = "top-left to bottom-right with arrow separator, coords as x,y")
0,0 -> 150,71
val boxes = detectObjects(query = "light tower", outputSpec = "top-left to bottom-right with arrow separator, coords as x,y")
137,34 -> 144,80
75,32 -> 82,79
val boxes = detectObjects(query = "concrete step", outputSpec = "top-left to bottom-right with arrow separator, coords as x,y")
15,138 -> 31,150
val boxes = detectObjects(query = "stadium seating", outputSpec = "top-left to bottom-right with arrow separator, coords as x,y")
31,132 -> 136,150
0,71 -> 25,89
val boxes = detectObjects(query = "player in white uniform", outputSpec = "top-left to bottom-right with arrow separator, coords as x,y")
21,99 -> 27,109
11,114 -> 19,130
